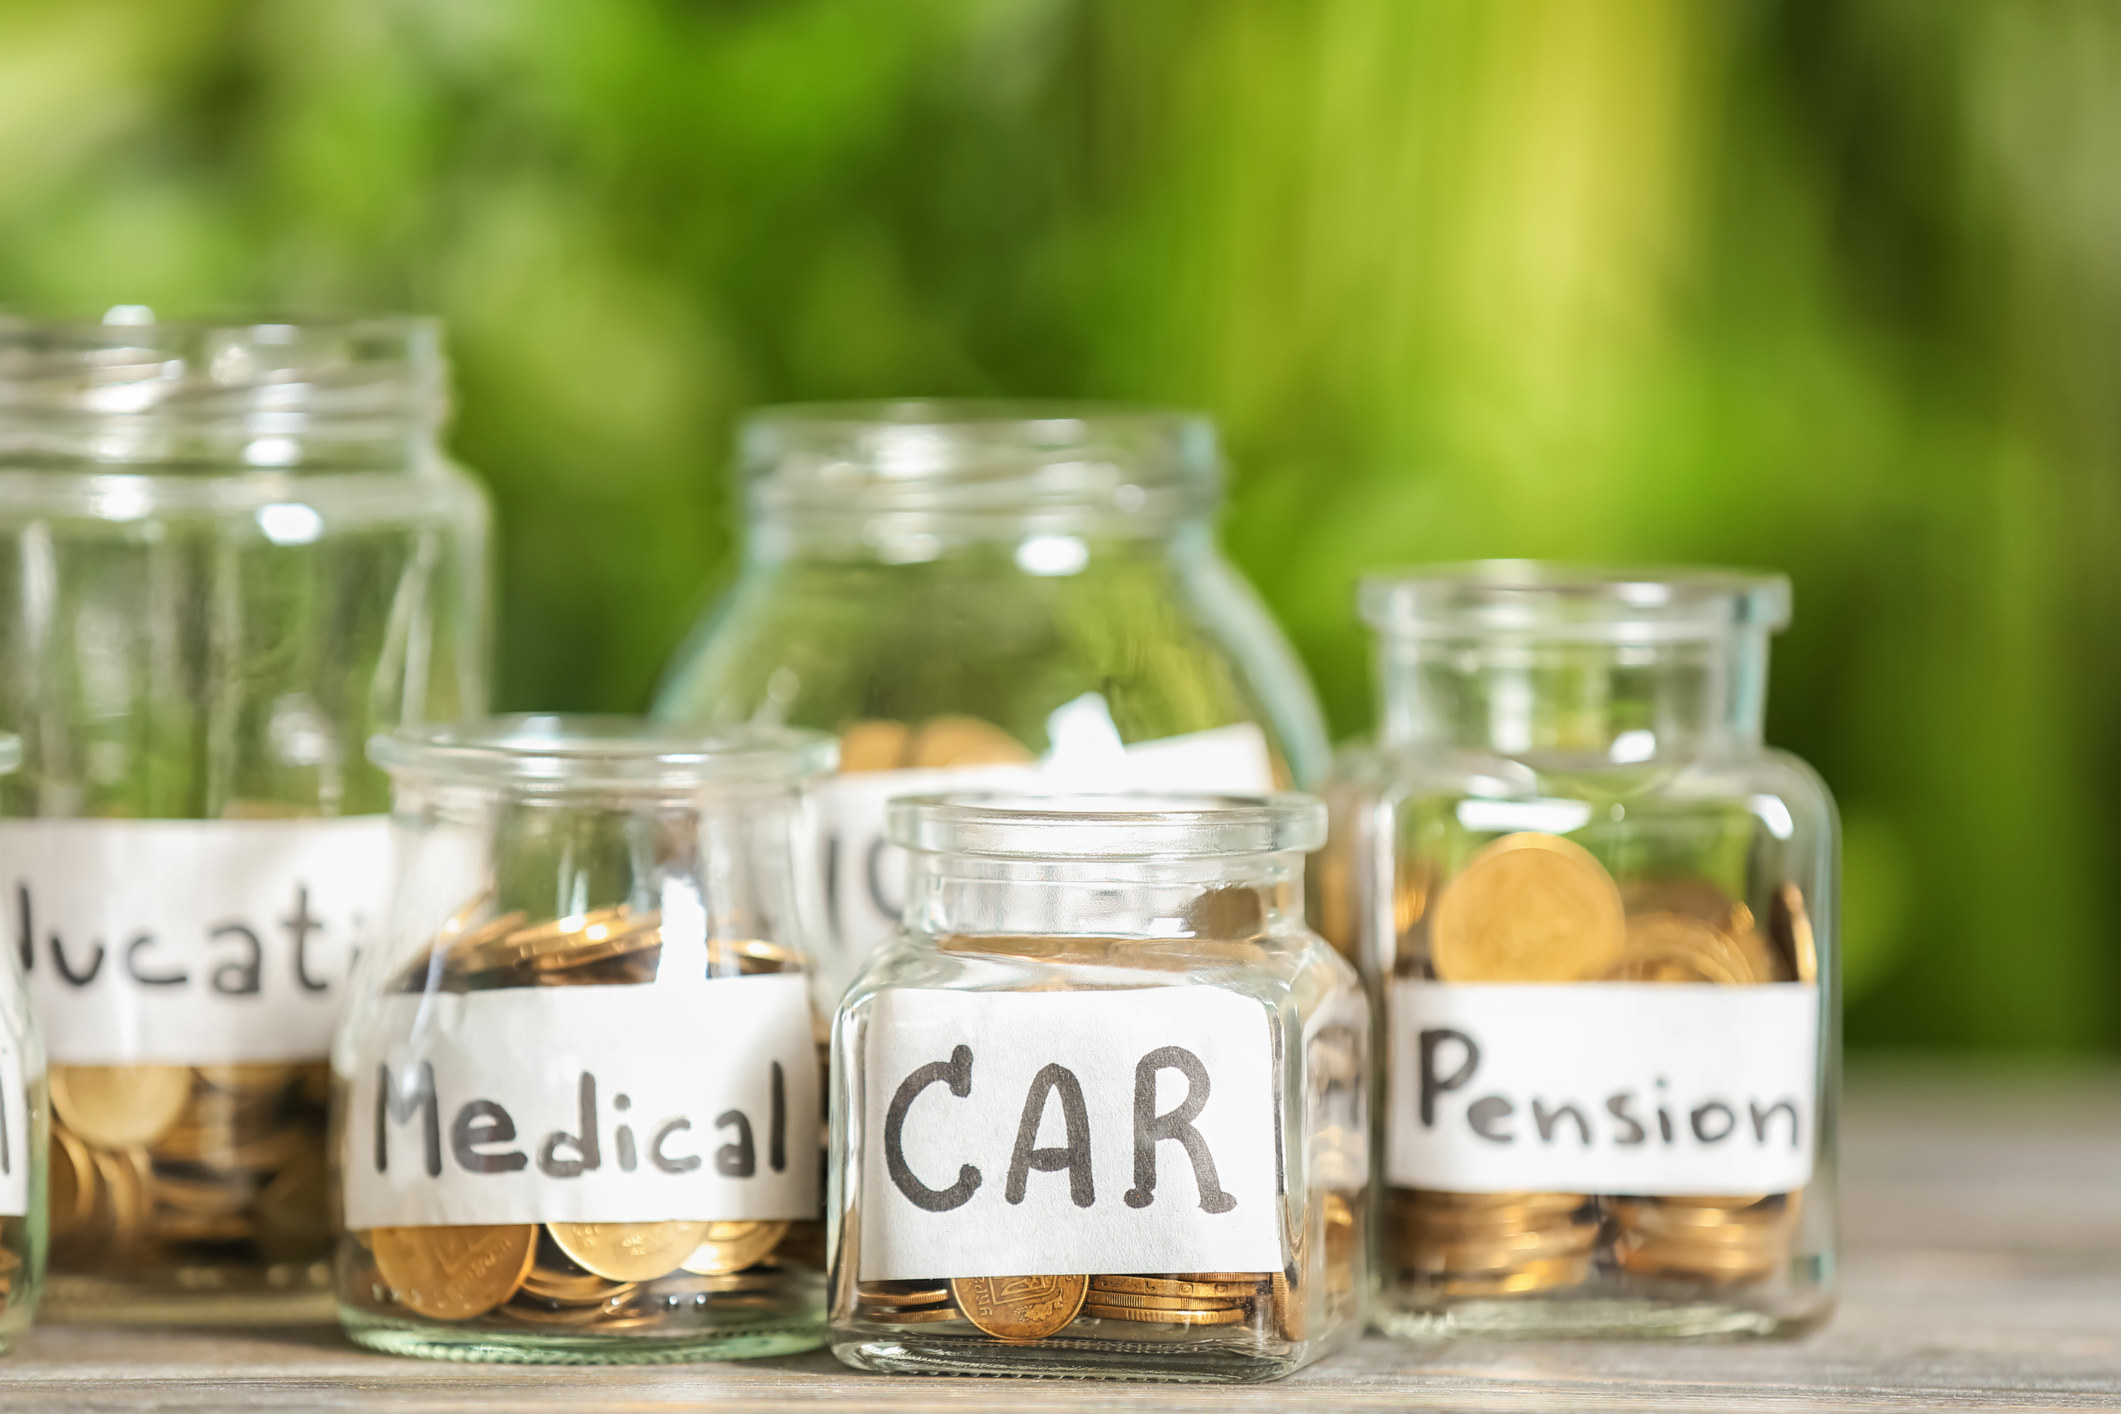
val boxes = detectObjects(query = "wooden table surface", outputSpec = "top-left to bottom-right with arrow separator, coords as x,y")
4,1068 -> 2117,1413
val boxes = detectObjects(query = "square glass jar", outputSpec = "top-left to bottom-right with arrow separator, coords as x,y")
829,793 -> 1367,1382
333,716 -> 834,1363
1320,564 -> 1837,1339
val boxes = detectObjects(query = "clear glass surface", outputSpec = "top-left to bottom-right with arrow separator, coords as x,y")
1321,564 -> 1838,1339
334,716 -> 834,1364
0,317 -> 488,1323
830,794 -> 1368,1382
653,403 -> 1330,992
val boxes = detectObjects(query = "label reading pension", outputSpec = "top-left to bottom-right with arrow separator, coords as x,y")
815,721 -> 1275,985
0,1032 -> 27,1218
1388,980 -> 1819,1195
858,986 -> 1283,1282
342,974 -> 819,1230
0,816 -> 392,1066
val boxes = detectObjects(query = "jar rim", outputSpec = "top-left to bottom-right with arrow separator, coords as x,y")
369,715 -> 837,792
739,399 -> 1219,536
887,792 -> 1327,860
1361,561 -> 1792,642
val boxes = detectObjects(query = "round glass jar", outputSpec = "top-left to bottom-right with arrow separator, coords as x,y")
0,734 -> 49,1348
335,715 -> 835,1364
0,316 -> 489,1322
829,793 -> 1368,1382
653,402 -> 1329,996
1321,563 -> 1837,1339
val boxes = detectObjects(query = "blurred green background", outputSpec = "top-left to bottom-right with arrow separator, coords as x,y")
0,0 -> 2113,1054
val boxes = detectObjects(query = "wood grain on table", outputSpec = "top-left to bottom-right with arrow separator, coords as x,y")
4,1068 -> 2117,1413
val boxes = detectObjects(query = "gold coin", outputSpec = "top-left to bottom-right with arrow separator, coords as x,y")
195,1064 -> 298,1097
547,1220 -> 711,1282
1397,1189 -> 1585,1215
1088,1275 -> 1260,1299
1771,882 -> 1818,983
643,1271 -> 782,1297
679,1219 -> 788,1274
1080,1288 -> 1249,1312
949,1274 -> 1089,1340
1411,1224 -> 1599,1273
51,1065 -> 194,1148
1434,1254 -> 1589,1297
906,716 -> 1033,768
373,1224 -> 538,1320
90,1146 -> 152,1253
1429,834 -> 1626,982
151,1208 -> 253,1243
152,1169 -> 253,1217
859,1303 -> 959,1325
839,720 -> 912,772
856,1284 -> 952,1307
520,1267 -> 634,1304
47,1128 -> 96,1239
1083,1302 -> 1247,1326
1604,911 -> 1756,985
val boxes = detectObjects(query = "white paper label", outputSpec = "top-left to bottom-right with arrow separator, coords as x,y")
1388,980 -> 1819,1195
817,708 -> 1276,986
858,986 -> 1283,1281
0,1031 -> 27,1217
342,974 -> 819,1229
0,817 -> 391,1066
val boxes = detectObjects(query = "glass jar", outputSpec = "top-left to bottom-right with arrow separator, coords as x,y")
0,734 -> 48,1348
653,402 -> 1329,996
1323,563 -> 1837,1339
830,793 -> 1368,1382
336,716 -> 835,1363
0,315 -> 490,1321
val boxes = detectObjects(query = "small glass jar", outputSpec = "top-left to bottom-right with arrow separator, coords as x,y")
0,734 -> 49,1349
654,402 -> 1329,996
1323,564 -> 1837,1339
335,716 -> 835,1364
830,793 -> 1367,1382
0,315 -> 489,1321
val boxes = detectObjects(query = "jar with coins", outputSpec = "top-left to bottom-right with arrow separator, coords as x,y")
830,793 -> 1367,1381
653,402 -> 1329,997
1321,564 -> 1837,1339
0,314 -> 489,1321
0,733 -> 48,1347
335,716 -> 835,1362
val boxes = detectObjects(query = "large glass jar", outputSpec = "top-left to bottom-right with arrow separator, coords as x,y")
1322,564 -> 1837,1339
0,315 -> 489,1321
336,716 -> 835,1364
830,794 -> 1367,1382
653,402 -> 1329,996
0,734 -> 48,1349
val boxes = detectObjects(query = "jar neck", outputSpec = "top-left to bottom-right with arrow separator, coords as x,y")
1375,631 -> 1772,761
904,851 -> 1306,943
747,512 -> 1211,566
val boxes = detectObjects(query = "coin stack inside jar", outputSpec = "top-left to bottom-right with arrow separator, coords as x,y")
0,1220 -> 22,1316
343,903 -> 819,1337
48,1061 -> 330,1278
849,1197 -> 1356,1344
1393,832 -> 1814,1297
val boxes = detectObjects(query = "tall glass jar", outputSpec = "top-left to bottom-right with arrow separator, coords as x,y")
0,733 -> 49,1349
1323,564 -> 1837,1339
336,716 -> 834,1363
654,402 -> 1328,995
0,315 -> 490,1321
830,794 -> 1367,1382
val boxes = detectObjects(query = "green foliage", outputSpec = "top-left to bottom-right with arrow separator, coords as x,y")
0,0 -> 2114,1051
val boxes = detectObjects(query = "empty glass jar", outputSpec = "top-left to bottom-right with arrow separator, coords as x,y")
830,793 -> 1367,1382
1322,563 -> 1837,1339
653,402 -> 1329,995
336,716 -> 835,1363
0,315 -> 489,1321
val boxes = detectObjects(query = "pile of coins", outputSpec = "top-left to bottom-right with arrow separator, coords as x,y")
839,716 -> 1033,773
346,903 -> 821,1339
848,1193 -> 1357,1344
47,1061 -> 330,1279
1390,831 -> 1818,1299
